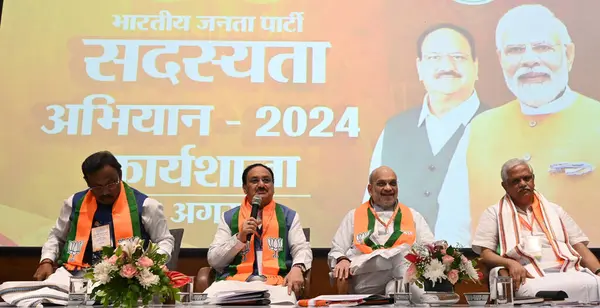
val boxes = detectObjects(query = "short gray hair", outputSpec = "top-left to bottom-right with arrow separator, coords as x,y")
495,4 -> 572,52
501,158 -> 534,183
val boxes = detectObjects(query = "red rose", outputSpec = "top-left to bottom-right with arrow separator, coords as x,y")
405,253 -> 418,263
477,271 -> 484,280
166,271 -> 192,288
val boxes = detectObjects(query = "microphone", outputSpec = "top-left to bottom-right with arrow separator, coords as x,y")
248,195 -> 262,242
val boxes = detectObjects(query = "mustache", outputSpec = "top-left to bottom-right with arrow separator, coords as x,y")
515,66 -> 552,80
435,70 -> 462,79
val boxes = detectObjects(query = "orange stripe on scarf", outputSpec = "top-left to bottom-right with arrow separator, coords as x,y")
65,183 -> 134,270
226,198 -> 285,285
353,201 -> 415,254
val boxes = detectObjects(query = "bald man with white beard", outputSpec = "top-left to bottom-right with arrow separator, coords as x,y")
438,4 -> 600,246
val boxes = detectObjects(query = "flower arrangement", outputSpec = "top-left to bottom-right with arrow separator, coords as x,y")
404,240 -> 483,289
84,238 -> 192,307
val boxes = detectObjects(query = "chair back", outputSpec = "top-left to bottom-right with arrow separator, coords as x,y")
166,228 -> 184,270
303,228 -> 310,242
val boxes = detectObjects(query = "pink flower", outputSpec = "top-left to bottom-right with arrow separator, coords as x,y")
405,263 -> 418,283
442,255 -> 454,266
447,269 -> 459,285
136,256 -> 154,268
107,255 -> 118,265
461,255 -> 469,264
441,249 -> 447,255
120,264 -> 137,279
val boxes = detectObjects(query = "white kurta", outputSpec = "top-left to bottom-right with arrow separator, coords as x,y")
473,201 -> 600,303
41,193 -> 175,263
328,204 -> 435,294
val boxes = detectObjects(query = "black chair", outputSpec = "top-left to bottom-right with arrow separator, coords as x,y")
166,228 -> 184,270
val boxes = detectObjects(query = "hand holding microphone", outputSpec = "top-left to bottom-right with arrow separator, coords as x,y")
238,195 -> 262,243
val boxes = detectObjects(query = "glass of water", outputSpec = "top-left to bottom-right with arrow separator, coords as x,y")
177,276 -> 195,304
68,276 -> 88,305
494,276 -> 514,305
388,278 -> 411,306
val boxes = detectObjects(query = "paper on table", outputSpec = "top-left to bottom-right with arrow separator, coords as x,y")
205,280 -> 296,305
349,244 -> 410,276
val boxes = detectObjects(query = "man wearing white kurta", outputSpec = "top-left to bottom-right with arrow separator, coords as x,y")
472,158 -> 600,303
329,166 -> 435,295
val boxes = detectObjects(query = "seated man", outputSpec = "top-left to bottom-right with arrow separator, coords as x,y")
329,166 -> 435,295
33,151 -> 175,280
207,163 -> 312,296
472,158 -> 600,302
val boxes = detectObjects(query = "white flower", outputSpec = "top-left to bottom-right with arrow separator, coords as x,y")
93,260 -> 117,284
460,261 -> 479,280
119,238 -> 142,257
423,259 -> 447,286
137,269 -> 160,288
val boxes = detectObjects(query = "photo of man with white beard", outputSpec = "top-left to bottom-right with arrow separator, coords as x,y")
436,4 -> 600,246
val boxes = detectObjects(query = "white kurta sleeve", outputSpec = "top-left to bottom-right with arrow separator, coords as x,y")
556,204 -> 589,246
328,210 -> 355,269
288,213 -> 313,270
207,213 -> 246,272
471,206 -> 499,254
141,198 -> 175,260
410,209 -> 435,245
40,195 -> 75,262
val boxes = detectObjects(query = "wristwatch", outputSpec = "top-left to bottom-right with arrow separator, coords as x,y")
595,268 -> 600,275
39,259 -> 54,266
336,256 -> 350,264
292,263 -> 306,274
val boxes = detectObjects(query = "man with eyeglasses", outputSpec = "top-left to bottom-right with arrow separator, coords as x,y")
33,151 -> 174,281
440,4 -> 600,246
206,163 -> 312,298
330,166 -> 435,296
366,23 -> 487,246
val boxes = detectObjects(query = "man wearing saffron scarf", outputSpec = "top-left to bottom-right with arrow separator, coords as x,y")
207,163 -> 312,296
440,4 -> 600,246
329,166 -> 435,295
472,158 -> 600,302
33,151 -> 174,281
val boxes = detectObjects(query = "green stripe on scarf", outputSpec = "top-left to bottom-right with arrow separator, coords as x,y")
58,194 -> 85,265
363,204 -> 403,250
59,183 -> 142,266
275,204 -> 288,276
123,182 -> 142,238
384,209 -> 403,247
222,204 -> 289,279
220,208 -> 242,281
363,207 -> 380,250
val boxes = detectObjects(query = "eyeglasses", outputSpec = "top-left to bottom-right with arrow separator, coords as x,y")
89,180 -> 120,193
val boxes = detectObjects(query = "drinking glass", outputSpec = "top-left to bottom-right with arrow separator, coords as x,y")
68,277 -> 88,305
178,276 -> 195,304
494,276 -> 514,305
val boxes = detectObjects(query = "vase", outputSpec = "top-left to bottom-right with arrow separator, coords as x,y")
423,279 -> 454,293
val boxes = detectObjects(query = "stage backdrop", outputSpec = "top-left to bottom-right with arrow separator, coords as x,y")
0,0 -> 599,248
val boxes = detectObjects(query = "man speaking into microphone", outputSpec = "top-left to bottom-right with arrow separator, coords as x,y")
207,163 -> 312,297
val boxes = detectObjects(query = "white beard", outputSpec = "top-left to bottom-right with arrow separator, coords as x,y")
503,59 -> 569,108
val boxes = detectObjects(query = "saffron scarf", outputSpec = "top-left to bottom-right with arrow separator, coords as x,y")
353,201 -> 416,254
59,182 -> 141,270
497,192 -> 581,278
224,198 -> 288,285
